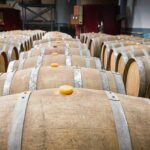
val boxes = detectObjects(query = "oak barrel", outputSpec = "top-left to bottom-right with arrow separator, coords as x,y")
85,33 -> 101,49
0,37 -> 27,52
124,56 -> 150,97
116,45 -> 150,76
33,40 -> 85,49
0,66 -> 125,96
0,51 -> 7,72
80,33 -> 86,43
19,47 -> 90,59
101,41 -> 137,69
145,83 -> 150,98
33,38 -> 80,46
89,35 -> 117,57
0,34 -> 31,51
7,55 -> 102,72
43,31 -> 72,39
0,88 -> 150,149
0,43 -> 19,62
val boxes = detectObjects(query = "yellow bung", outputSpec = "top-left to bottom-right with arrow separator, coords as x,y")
59,85 -> 74,95
50,63 -> 59,68
51,52 -> 58,55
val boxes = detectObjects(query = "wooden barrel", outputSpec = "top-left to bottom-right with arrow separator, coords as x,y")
116,45 -> 150,76
19,47 -> 90,59
0,66 -> 125,96
33,40 -> 86,50
83,33 -> 90,43
43,31 -> 72,39
34,30 -> 46,39
108,44 -> 145,72
0,51 -> 8,72
33,38 -> 79,46
0,39 -> 25,54
25,31 -> 41,40
0,43 -> 19,62
4,30 -> 35,47
85,33 -> 101,48
124,56 -> 150,97
28,30 -> 45,39
89,35 -> 117,57
7,54 -> 102,72
0,88 -> 150,149
0,33 -> 32,51
80,33 -> 86,43
102,41 -> 137,69
145,83 -> 150,98
117,35 -> 144,42
82,33 -> 92,43
12,35 -> 32,50
17,31 -> 41,42
0,36 -> 29,52
100,35 -> 145,66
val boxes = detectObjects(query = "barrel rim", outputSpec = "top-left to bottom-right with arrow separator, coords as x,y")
116,52 -> 129,73
0,51 -> 8,72
123,57 -> 146,97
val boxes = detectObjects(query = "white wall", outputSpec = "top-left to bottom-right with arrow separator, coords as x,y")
127,0 -> 150,28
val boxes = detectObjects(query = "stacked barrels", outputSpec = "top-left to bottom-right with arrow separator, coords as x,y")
0,31 -> 149,149
5,31 -> 126,95
0,30 -> 45,72
83,32 -> 150,98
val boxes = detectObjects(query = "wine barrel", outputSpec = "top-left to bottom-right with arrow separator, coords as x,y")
33,38 -> 79,46
26,29 -> 45,39
117,35 -> 144,42
89,35 -> 117,57
16,30 -> 35,42
0,66 -> 125,96
7,55 -> 102,72
34,30 -> 46,39
145,83 -> 150,98
116,46 -> 150,76
43,31 -> 72,39
10,30 -> 39,42
85,33 -> 101,49
12,35 -> 32,50
0,88 -> 150,149
101,41 -> 137,69
0,51 -> 7,72
82,33 -> 92,43
33,41 -> 85,50
80,33 -> 86,43
124,56 -> 150,97
0,35 -> 31,52
0,33 -> 32,51
83,33 -> 90,44
25,31 -> 40,41
19,47 -> 91,59
0,43 -> 19,62
145,83 -> 150,99
0,36 -> 29,52
101,35 -> 145,67
0,39 -> 25,54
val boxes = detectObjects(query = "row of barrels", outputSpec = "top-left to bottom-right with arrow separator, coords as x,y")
4,31 -> 126,96
81,32 -> 150,98
0,31 -> 150,149
0,30 -> 46,72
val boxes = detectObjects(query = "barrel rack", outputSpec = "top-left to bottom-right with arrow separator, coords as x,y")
19,2 -> 56,31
